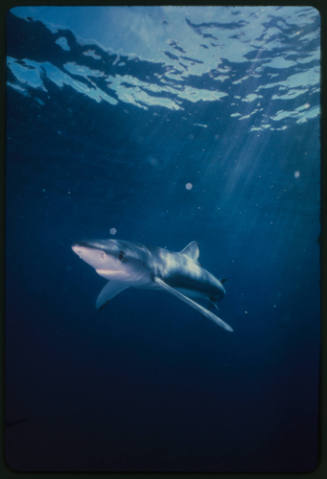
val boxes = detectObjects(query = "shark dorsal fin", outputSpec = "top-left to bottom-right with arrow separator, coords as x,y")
180,241 -> 200,262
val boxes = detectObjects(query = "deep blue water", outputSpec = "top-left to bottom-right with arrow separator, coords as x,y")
5,6 -> 320,472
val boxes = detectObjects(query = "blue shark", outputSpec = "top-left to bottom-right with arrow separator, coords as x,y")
72,239 -> 233,332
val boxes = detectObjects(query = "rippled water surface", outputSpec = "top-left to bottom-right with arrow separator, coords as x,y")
6,6 -> 320,472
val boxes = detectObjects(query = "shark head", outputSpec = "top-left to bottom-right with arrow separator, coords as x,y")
72,239 -> 151,283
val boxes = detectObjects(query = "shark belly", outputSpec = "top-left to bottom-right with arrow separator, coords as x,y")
163,270 -> 224,301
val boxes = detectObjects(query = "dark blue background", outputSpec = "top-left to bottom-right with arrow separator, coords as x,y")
5,9 -> 320,472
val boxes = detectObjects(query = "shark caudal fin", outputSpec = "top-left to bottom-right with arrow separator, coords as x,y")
180,241 -> 200,262
154,277 -> 233,332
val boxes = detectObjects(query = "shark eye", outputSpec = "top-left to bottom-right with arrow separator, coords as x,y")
118,251 -> 125,261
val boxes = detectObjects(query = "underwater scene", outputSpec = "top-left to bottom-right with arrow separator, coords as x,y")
5,5 -> 320,472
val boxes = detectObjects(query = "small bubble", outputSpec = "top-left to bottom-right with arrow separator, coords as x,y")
294,170 -> 300,178
147,156 -> 159,167
42,188 -> 46,193
244,310 -> 248,315
185,182 -> 193,190
109,227 -> 117,235
273,304 -> 277,309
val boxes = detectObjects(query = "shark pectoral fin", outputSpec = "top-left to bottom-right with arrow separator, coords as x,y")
96,281 -> 129,310
154,277 -> 233,333
196,296 -> 219,312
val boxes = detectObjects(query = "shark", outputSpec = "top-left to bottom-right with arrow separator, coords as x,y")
72,239 -> 233,332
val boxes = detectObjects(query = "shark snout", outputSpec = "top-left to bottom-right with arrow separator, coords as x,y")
71,243 -> 99,262
72,244 -> 86,257
71,241 -> 123,276
72,244 -> 80,254
72,241 -> 98,255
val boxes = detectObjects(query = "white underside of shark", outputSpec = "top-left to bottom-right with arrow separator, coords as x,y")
72,239 -> 233,332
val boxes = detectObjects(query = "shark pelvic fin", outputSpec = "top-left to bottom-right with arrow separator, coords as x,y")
96,281 -> 129,310
154,277 -> 233,332
180,241 -> 200,262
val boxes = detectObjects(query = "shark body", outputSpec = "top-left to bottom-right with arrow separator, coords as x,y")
72,239 -> 233,332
